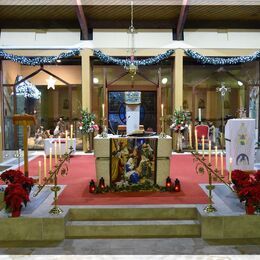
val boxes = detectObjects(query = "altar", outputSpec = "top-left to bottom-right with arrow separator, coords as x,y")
94,135 -> 172,186
44,138 -> 76,156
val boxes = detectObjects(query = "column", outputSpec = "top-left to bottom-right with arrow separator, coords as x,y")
174,49 -> 184,110
0,61 -> 3,162
81,49 -> 92,152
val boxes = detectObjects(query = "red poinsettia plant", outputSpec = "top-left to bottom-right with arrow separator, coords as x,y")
0,169 -> 34,217
232,170 -> 260,214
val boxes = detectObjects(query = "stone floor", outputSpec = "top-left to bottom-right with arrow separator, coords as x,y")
0,238 -> 259,256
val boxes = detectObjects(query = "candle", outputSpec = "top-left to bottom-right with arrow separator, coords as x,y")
220,152 -> 224,176
215,146 -> 218,169
195,129 -> 198,152
54,142 -> 57,164
38,161 -> 42,185
49,148 -> 52,171
102,103 -> 105,118
229,157 -> 233,182
161,104 -> 164,117
58,136 -> 61,158
198,108 -> 201,122
202,135 -> 205,158
70,124 -> 73,148
208,140 -> 211,164
65,130 -> 68,153
188,125 -> 192,148
43,154 -> 47,178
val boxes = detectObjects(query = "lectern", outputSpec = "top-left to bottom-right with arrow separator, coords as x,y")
13,114 -> 36,177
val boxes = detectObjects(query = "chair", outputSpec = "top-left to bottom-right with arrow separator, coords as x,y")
195,124 -> 209,146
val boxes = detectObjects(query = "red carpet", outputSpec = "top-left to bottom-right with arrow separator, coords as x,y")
13,154 -> 229,205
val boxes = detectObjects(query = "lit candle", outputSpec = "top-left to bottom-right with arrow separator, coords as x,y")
49,148 -> 52,171
220,152 -> 224,176
43,154 -> 47,178
202,135 -> 205,158
229,157 -> 233,182
188,125 -> 192,148
65,130 -> 68,153
54,141 -> 57,164
208,140 -> 211,164
215,146 -> 218,169
58,136 -> 61,158
195,129 -> 198,152
102,103 -> 105,118
38,161 -> 42,185
198,108 -> 201,122
161,104 -> 164,117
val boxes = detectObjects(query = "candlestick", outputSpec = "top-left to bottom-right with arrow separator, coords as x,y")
198,108 -> 201,122
43,154 -> 47,178
215,146 -> 218,168
161,104 -> 164,117
208,140 -> 211,164
188,125 -> 192,148
102,103 -> 105,118
195,129 -> 198,152
202,135 -> 205,158
54,142 -> 57,164
220,152 -> 224,176
38,161 -> 42,185
49,148 -> 52,171
65,130 -> 68,153
229,157 -> 233,182
58,136 -> 61,158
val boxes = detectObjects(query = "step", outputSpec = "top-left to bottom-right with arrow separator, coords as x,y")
65,219 -> 201,238
68,207 -> 198,221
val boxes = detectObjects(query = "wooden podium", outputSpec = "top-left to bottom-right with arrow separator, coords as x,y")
13,114 -> 36,177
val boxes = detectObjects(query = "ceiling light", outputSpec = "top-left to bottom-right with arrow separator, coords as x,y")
162,78 -> 168,84
237,81 -> 243,87
57,59 -> 61,63
46,76 -> 56,90
93,77 -> 99,84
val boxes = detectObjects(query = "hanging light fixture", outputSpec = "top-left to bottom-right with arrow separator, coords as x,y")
125,1 -> 138,78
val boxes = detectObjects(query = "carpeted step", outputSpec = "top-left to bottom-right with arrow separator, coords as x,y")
65,219 -> 201,238
68,207 -> 198,221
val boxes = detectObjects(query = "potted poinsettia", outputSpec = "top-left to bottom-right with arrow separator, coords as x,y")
0,170 -> 34,217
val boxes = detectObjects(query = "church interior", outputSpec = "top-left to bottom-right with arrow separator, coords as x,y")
0,0 -> 260,256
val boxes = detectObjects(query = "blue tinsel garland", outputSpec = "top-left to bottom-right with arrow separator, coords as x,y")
185,49 -> 260,65
0,49 -> 80,66
93,49 -> 175,66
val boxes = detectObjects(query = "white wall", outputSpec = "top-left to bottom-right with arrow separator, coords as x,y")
0,28 -> 259,50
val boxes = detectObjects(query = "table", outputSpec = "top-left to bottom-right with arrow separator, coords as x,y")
44,138 -> 76,155
94,135 -> 172,186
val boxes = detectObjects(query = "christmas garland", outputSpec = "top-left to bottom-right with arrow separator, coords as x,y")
185,49 -> 260,65
0,49 -> 80,66
93,49 -> 175,66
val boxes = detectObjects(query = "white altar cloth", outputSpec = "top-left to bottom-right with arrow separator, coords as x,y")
44,138 -> 76,155
225,118 -> 255,171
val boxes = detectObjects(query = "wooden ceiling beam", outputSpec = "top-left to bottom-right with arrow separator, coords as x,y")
176,0 -> 189,40
74,0 -> 89,40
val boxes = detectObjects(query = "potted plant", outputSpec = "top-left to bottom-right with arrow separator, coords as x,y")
0,169 -> 34,217
79,109 -> 99,152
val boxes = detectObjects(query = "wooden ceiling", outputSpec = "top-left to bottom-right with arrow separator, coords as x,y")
0,4 -> 259,31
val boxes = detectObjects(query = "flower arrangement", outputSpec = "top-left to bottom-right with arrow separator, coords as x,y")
232,170 -> 260,214
79,109 -> 99,134
170,110 -> 190,133
0,170 -> 34,217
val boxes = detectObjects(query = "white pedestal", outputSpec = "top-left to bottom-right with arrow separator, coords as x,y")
126,104 -> 140,135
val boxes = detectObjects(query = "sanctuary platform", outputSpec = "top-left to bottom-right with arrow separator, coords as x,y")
0,152 -> 259,243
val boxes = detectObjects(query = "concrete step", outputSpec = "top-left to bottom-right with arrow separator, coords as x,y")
65,219 -> 201,238
68,207 -> 198,221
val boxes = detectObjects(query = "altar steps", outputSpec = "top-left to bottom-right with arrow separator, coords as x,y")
65,207 -> 201,238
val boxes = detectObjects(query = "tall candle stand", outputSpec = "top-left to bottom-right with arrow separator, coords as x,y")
192,151 -> 234,213
159,116 -> 167,138
101,117 -> 108,138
